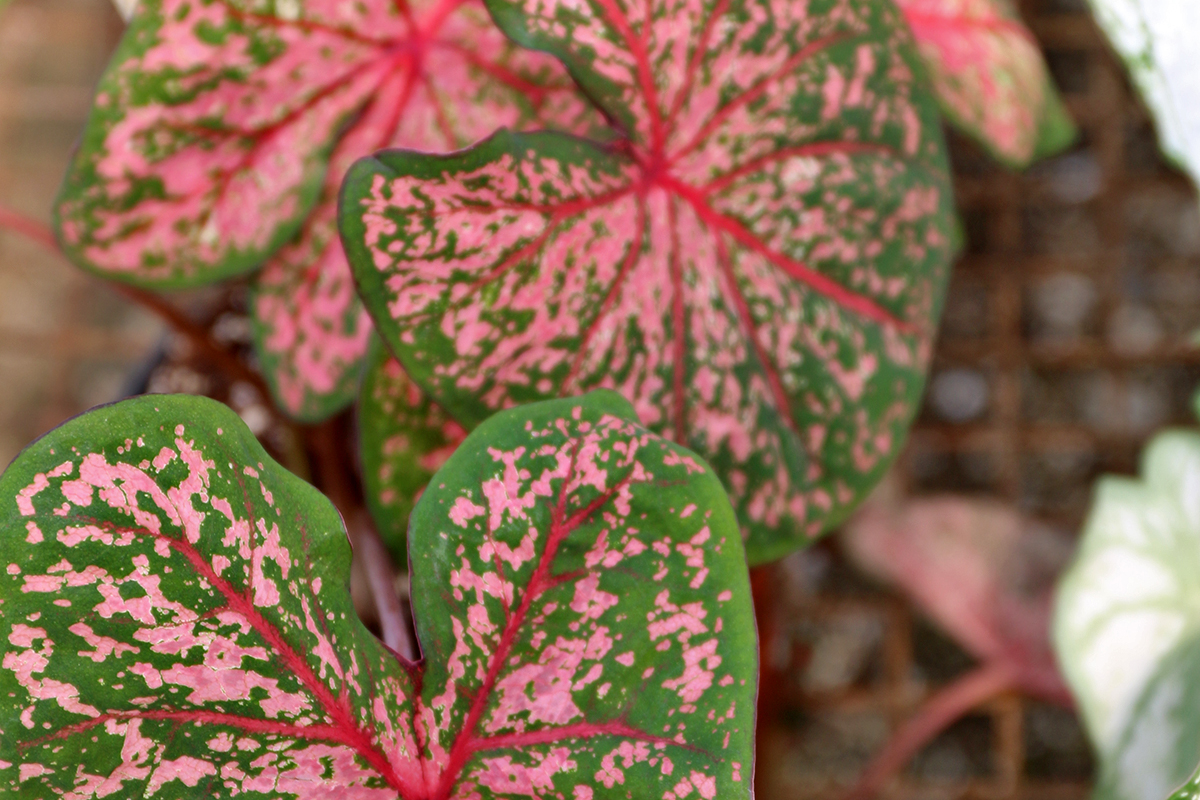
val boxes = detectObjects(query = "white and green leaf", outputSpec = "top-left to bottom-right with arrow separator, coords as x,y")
1087,0 -> 1200,188
1053,415 -> 1200,800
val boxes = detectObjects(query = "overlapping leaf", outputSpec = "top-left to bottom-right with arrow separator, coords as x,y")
341,0 -> 956,564
0,391 -> 756,798
55,0 -> 593,420
1053,412 -> 1200,800
1169,766 -> 1200,800
358,338 -> 465,562
898,0 -> 1076,167
1088,0 -> 1200,190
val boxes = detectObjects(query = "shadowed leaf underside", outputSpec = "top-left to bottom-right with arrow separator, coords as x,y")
359,339 -> 465,563
898,0 -> 1076,167
342,0 -> 956,564
0,391 -> 755,799
55,0 -> 592,421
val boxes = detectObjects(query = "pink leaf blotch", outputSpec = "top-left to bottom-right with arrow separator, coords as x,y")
898,0 -> 1076,166
341,0 -> 957,564
0,391 -> 755,798
55,0 -> 593,420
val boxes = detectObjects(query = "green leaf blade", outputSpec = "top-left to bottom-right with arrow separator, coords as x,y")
409,390 -> 756,798
0,395 -> 419,798
1,391 -> 757,798
342,0 -> 956,564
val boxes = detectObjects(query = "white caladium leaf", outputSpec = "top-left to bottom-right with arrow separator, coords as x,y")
1053,413 -> 1200,800
1087,0 -> 1200,188
112,0 -> 138,20
0,391 -> 756,798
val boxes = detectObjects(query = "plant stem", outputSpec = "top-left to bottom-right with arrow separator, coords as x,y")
842,661 -> 1017,800
0,203 -> 272,399
307,418 -> 418,665
355,514 -> 418,661
0,205 -> 59,251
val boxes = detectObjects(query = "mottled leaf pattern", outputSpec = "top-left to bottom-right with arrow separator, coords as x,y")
1170,767 -> 1200,800
54,0 -> 592,421
1,391 -> 756,798
1088,0 -> 1200,189
1053,417 -> 1200,800
248,0 -> 597,420
898,0 -> 1076,167
359,339 -> 465,563
342,0 -> 955,564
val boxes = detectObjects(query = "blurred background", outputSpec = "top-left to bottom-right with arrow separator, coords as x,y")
2,0 -> 1199,797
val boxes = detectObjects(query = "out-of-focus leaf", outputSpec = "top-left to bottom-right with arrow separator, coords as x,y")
898,0 -> 1077,167
1087,0 -> 1200,189
844,490 -> 1072,702
1054,412 -> 1200,800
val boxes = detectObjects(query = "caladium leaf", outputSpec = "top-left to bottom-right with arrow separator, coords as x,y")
844,493 -> 1071,703
341,0 -> 956,565
54,0 -> 593,421
359,338 -> 465,562
1,391 -> 756,798
1053,416 -> 1200,800
897,0 -> 1076,167
247,2 -> 598,422
1087,0 -> 1200,190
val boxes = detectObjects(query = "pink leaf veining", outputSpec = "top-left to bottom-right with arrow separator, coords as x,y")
0,391 -> 756,798
898,0 -> 1075,166
342,0 -> 957,563
56,0 -> 593,419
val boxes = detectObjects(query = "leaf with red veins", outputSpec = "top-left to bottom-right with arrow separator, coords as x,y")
359,339 -> 466,563
898,0 -> 1076,167
409,389 -> 755,800
341,0 -> 956,564
247,0 -> 598,421
55,0 -> 594,417
1,391 -> 756,799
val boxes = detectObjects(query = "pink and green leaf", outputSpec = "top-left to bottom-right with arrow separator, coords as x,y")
898,0 -> 1077,167
341,0 -> 956,564
54,0 -> 594,420
359,339 -> 465,563
249,0 -> 598,420
1,391 -> 756,798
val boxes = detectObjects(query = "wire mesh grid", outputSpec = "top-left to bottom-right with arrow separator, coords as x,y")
2,0 -> 1199,796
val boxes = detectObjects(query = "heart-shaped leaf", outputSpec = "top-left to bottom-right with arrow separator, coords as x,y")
1053,413 -> 1200,800
1087,0 -> 1200,191
359,338 -> 465,562
897,0 -> 1076,167
1,391 -> 755,798
55,0 -> 593,421
340,0 -> 956,564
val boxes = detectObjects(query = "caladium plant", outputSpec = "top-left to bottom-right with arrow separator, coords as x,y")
54,0 -> 594,421
340,0 -> 957,566
897,0 -> 1076,167
1053,396 -> 1200,800
0,390 -> 757,799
